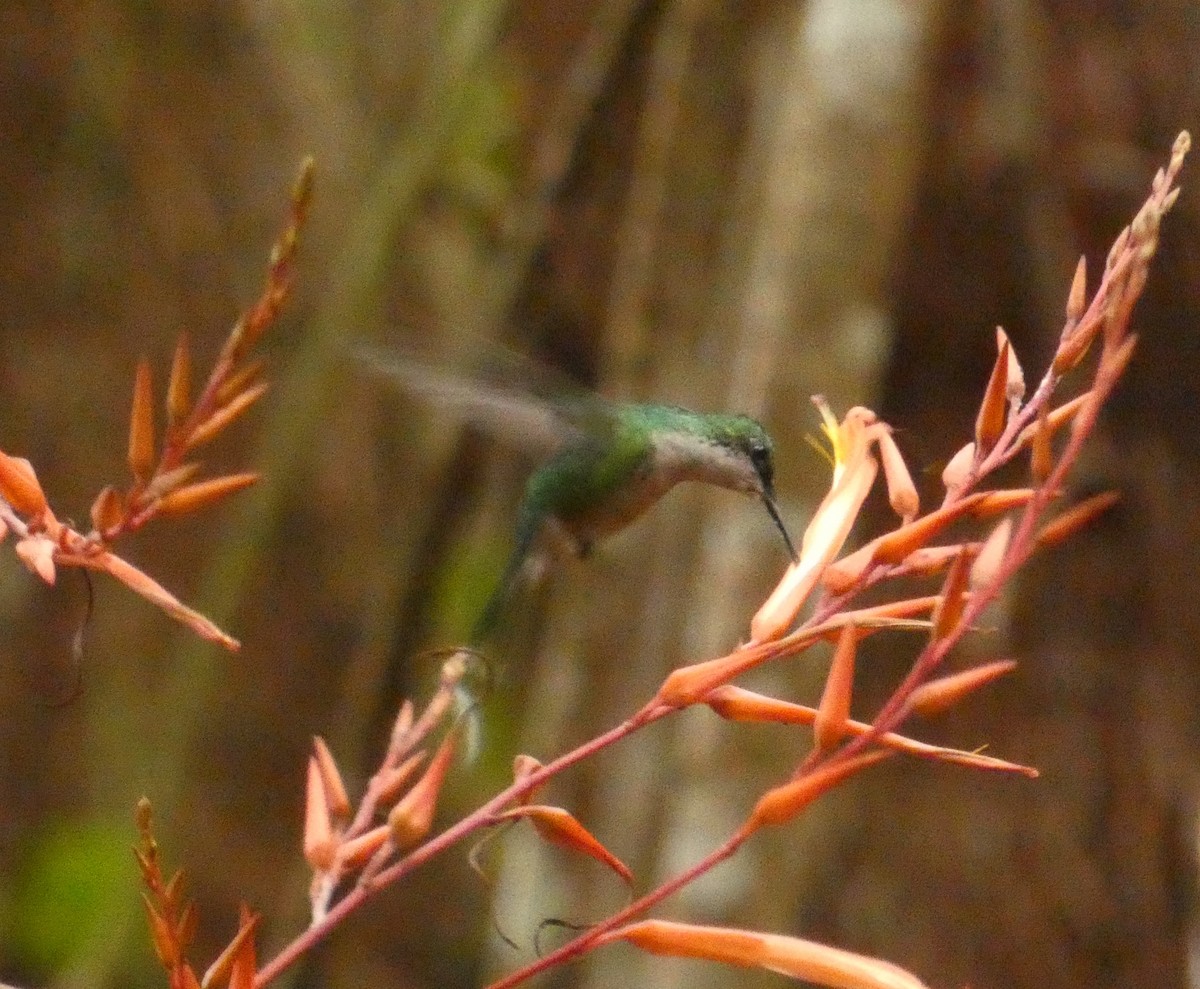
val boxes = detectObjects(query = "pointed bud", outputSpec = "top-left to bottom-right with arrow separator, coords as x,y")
200,911 -> 260,989
167,333 -> 192,430
1066,256 -> 1087,323
185,383 -> 269,450
706,686 -> 817,727
941,442 -> 976,496
897,544 -> 967,577
814,625 -> 857,752
227,905 -> 258,989
129,358 -> 156,482
969,517 -> 1011,590
153,474 -> 260,518
176,900 -> 198,953
970,488 -> 1036,516
657,639 -> 784,708
1052,312 -> 1103,375
995,327 -> 1025,403
144,462 -> 203,500
303,756 -> 336,872
143,895 -> 179,968
312,736 -> 351,820
975,339 -> 1010,455
608,920 -> 931,989
513,754 -> 546,805
908,660 -> 1017,718
336,825 -> 390,870
90,485 -> 125,536
877,430 -> 918,522
388,733 -> 456,850
746,751 -> 891,833
1036,491 -> 1120,548
930,548 -> 971,642
95,548 -> 240,649
0,451 -> 48,516
1030,402 -> 1053,483
375,751 -> 427,804
820,541 -> 876,595
214,359 -> 265,407
872,498 -> 980,566
495,805 -> 633,885
388,698 -> 416,753
162,869 -> 185,915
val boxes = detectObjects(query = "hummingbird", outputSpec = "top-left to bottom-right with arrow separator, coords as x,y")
351,342 -> 798,644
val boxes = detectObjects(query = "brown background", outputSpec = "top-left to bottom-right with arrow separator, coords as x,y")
1,2 -> 1199,988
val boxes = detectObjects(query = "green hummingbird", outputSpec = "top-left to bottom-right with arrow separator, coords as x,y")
352,343 -> 798,644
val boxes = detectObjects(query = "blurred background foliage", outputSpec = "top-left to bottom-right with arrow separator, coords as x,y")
1,2 -> 1199,988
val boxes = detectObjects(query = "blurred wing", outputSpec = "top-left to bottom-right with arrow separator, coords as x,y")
348,340 -> 605,457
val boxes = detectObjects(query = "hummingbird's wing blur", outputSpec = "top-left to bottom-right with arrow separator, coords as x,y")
348,340 -> 622,459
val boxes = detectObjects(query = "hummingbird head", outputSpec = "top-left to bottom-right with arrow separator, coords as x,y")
662,411 -> 798,563
723,420 -> 798,564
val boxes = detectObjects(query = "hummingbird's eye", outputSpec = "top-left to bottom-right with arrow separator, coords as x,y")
748,440 -> 773,485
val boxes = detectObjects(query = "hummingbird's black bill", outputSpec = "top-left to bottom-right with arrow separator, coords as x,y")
762,493 -> 799,563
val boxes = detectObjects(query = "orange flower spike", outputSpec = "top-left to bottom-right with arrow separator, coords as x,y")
814,624 -> 857,752
607,919 -> 931,989
167,333 -> 192,432
496,805 -> 633,885
745,750 -> 891,834
312,736 -> 351,820
0,451 -> 49,517
335,825 -> 390,871
929,547 -> 971,642
154,474 -> 261,518
303,756 -> 336,872
185,382 -> 270,450
128,358 -> 156,483
752,402 -> 879,643
975,338 -> 1010,455
388,732 -> 456,850
908,660 -> 1018,718
876,430 -> 918,523
200,910 -> 260,989
1036,491 -> 1121,548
